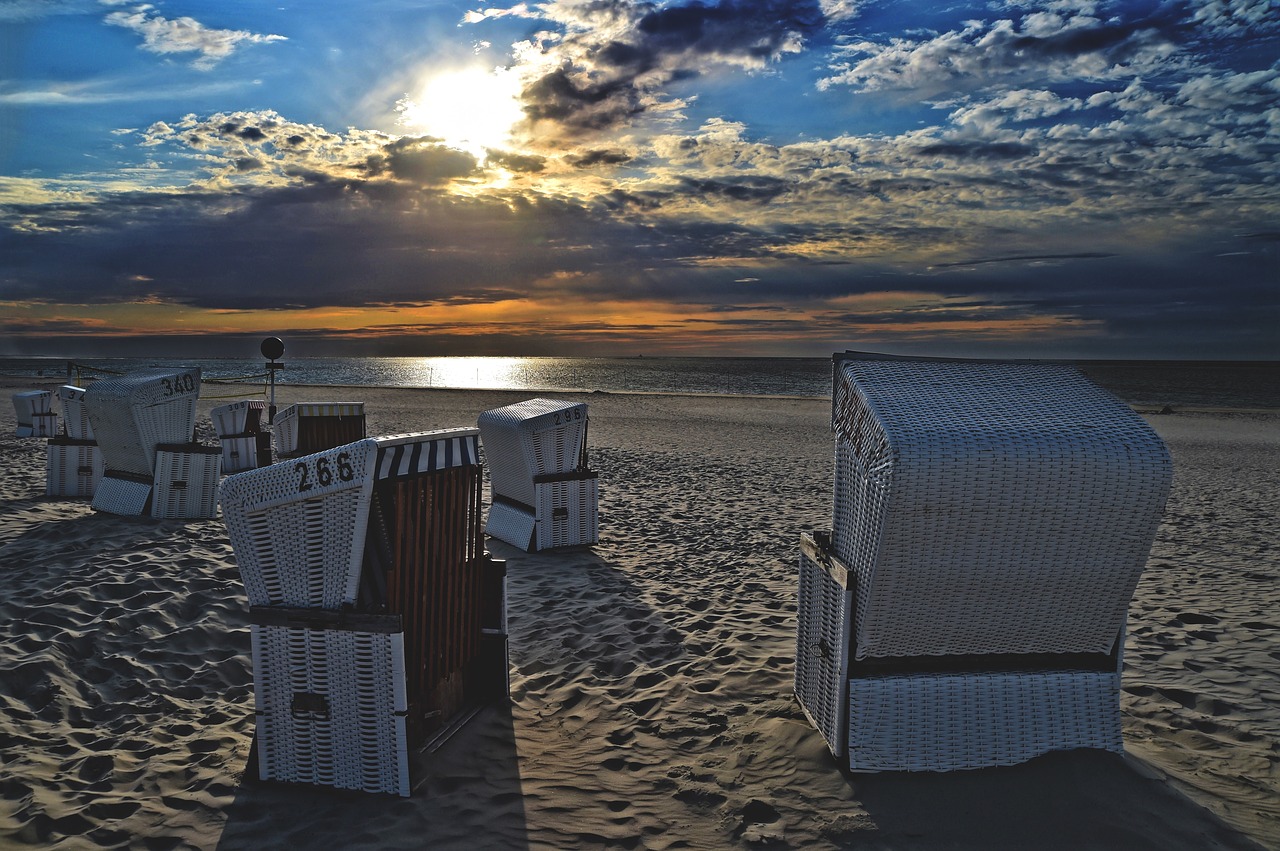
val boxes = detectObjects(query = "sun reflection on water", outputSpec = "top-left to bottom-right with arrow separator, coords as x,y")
395,357 -> 537,390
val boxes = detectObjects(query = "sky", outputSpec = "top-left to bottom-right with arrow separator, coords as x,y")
1,0 -> 1277,360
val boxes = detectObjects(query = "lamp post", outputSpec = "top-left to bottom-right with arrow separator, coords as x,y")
261,336 -> 285,424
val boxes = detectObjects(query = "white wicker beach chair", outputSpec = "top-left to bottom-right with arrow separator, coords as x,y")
84,368 -> 202,516
273,402 -> 366,458
211,400 -> 270,473
13,390 -> 56,437
794,352 -> 1173,772
57,385 -> 94,440
221,428 -> 508,787
211,399 -> 267,436
477,398 -> 598,551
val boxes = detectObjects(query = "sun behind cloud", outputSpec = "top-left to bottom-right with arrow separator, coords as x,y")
398,67 -> 525,156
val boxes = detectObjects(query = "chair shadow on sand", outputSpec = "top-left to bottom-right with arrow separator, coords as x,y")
215,542 -> 672,851
842,749 -> 1264,850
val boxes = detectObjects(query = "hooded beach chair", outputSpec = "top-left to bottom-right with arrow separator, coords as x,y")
794,352 -> 1172,772
211,399 -> 271,473
45,385 -> 104,499
273,402 -> 366,458
218,429 -> 508,796
477,398 -> 599,551
13,390 -> 57,437
83,368 -> 220,518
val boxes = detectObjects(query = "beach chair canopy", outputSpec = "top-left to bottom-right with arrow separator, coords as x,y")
84,368 -> 201,477
219,428 -> 481,609
830,351 -> 1172,661
274,402 -> 366,457
13,390 -> 54,436
477,398 -> 589,507
211,399 -> 267,436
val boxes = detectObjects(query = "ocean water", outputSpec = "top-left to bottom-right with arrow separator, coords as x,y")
1,356 -> 1276,408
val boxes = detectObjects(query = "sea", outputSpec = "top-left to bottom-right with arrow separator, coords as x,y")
1,356 -> 1277,409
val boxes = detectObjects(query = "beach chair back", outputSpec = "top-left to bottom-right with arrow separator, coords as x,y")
477,398 -> 588,506
13,390 -> 55,437
273,402 -> 366,457
83,368 -> 201,478
211,399 -> 266,436
57,385 -> 93,440
830,353 -> 1172,660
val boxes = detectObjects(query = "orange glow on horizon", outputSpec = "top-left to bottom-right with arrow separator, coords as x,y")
1,291 -> 1103,352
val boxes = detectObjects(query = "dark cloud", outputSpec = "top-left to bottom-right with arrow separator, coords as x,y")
566,148 -> 634,168
931,253 -> 1118,269
382,137 -> 480,184
520,0 -> 826,135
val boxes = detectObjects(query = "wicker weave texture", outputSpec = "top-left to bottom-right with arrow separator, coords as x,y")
211,400 -> 266,436
220,430 -> 482,608
534,476 -> 599,550
220,441 -> 378,608
846,670 -> 1122,772
219,434 -> 268,474
152,446 -> 222,519
91,473 -> 153,515
485,502 -> 537,551
84,369 -> 201,477
46,439 -> 104,498
251,624 -> 410,796
794,535 -> 853,757
831,355 -> 1171,660
478,398 -> 588,506
57,386 -> 94,440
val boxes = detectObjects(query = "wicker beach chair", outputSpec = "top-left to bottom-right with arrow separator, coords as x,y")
211,399 -> 271,473
83,368 -> 218,517
13,390 -> 57,437
477,398 -> 599,551
794,352 -> 1173,772
273,402 -> 366,458
57,385 -> 93,440
219,429 -> 508,795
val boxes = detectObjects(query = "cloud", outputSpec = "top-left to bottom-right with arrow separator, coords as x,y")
1189,0 -> 1280,35
462,3 -> 536,24
510,0 -> 826,138
818,9 -> 1180,99
104,5 -> 285,70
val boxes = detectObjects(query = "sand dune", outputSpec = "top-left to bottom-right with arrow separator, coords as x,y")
0,377 -> 1275,849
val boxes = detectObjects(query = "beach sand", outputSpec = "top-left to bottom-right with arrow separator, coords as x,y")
0,376 -> 1276,850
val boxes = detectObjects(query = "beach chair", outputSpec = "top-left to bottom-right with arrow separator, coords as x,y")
794,352 -> 1172,772
83,368 -> 220,518
219,429 -> 508,795
57,385 -> 94,440
477,398 -> 599,551
273,402 -> 366,458
211,399 -> 271,473
13,390 -> 57,437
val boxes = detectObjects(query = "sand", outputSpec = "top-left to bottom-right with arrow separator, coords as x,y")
0,376 -> 1276,850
